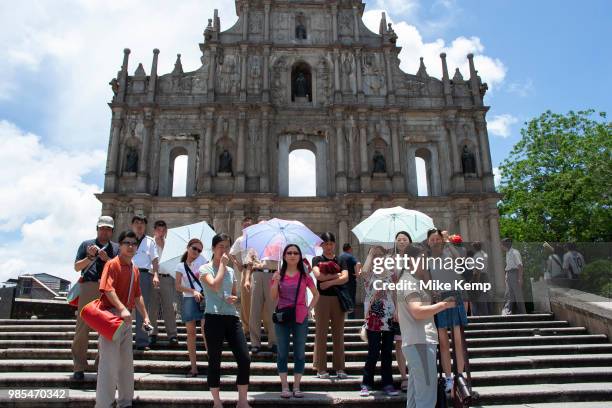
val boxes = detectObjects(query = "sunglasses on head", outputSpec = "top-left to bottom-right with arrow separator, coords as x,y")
190,246 -> 203,253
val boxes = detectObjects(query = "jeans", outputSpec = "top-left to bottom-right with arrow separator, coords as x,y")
362,329 -> 394,387
135,271 -> 153,347
274,318 -> 309,374
204,314 -> 251,387
402,344 -> 438,408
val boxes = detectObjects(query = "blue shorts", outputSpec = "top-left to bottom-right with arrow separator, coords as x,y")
182,297 -> 204,323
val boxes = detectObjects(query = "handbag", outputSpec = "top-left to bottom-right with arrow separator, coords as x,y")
272,272 -> 302,325
67,277 -> 83,307
184,262 -> 206,312
334,284 -> 354,313
80,264 -> 135,342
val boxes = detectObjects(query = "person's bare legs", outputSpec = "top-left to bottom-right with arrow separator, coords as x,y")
237,384 -> 251,408
294,373 -> 303,392
186,321 -> 197,374
437,328 -> 452,376
210,387 -> 222,408
453,325 -> 465,373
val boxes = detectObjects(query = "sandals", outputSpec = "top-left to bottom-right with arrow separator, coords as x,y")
280,389 -> 292,399
293,389 -> 304,398
336,370 -> 348,379
186,369 -> 198,378
317,371 -> 330,379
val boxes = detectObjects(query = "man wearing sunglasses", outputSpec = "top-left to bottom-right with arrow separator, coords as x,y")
96,230 -> 151,408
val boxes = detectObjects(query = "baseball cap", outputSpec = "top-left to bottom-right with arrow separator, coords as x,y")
97,216 -> 115,229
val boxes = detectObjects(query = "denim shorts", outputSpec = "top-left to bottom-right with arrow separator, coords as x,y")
182,297 -> 204,323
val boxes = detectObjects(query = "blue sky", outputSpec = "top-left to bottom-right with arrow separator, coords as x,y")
0,0 -> 610,283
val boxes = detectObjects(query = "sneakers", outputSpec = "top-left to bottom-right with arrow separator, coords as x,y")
72,371 -> 84,381
317,371 -> 330,379
444,376 -> 454,393
360,385 -> 370,397
383,385 -> 400,397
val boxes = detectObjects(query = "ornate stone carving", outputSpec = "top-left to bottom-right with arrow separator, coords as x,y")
295,13 -> 307,39
362,53 -> 385,96
217,53 -> 240,95
249,13 -> 263,34
272,56 -> 287,103
342,53 -> 354,93
339,11 -> 352,35
317,57 -> 331,106
248,55 -> 262,94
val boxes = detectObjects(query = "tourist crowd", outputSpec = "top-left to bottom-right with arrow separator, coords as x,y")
73,214 -> 581,408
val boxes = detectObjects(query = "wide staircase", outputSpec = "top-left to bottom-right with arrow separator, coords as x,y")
0,314 -> 611,407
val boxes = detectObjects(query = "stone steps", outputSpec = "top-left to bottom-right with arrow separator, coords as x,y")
0,314 -> 610,406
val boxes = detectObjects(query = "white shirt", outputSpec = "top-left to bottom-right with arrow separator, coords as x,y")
563,251 -> 585,277
505,247 -> 522,271
175,256 -> 207,297
133,236 -> 159,271
229,236 -> 249,266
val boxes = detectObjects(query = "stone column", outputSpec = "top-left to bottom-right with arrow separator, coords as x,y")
240,44 -> 248,102
262,46 -> 271,102
389,116 -> 404,192
118,49 -> 130,102
458,208 -> 470,241
260,109 -> 270,191
208,46 -> 217,101
352,5 -> 360,42
198,110 -> 214,193
488,210 -> 505,303
147,49 -> 159,103
384,48 -> 395,103
338,219 -> 348,248
475,114 -> 495,192
441,53 -> 453,106
445,119 -> 465,192
242,3 -> 249,41
264,1 -> 271,41
331,3 -> 338,42
104,109 -> 124,193
358,115 -> 370,192
355,48 -> 364,103
333,49 -> 341,101
335,111 -> 347,193
137,110 -> 153,193
407,147 -> 418,196
467,53 -> 482,106
235,111 -> 247,192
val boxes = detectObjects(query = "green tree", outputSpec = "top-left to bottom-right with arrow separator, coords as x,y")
497,110 -> 612,242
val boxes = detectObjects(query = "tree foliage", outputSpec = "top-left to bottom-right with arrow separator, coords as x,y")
498,110 -> 612,242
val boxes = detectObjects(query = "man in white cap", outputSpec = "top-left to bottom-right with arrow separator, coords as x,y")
71,215 -> 119,380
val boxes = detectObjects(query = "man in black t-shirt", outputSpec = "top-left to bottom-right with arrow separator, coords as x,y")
312,232 -> 350,378
71,216 -> 119,380
338,243 -> 362,318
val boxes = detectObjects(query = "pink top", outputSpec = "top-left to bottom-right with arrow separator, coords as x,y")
271,272 -> 315,324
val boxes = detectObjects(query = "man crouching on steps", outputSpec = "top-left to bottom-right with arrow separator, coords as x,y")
95,230 -> 151,408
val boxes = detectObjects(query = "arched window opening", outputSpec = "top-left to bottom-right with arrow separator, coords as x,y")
288,149 -> 316,197
171,155 -> 188,197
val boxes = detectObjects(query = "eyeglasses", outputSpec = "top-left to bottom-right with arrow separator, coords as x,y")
190,246 -> 203,253
286,251 -> 300,256
121,240 -> 138,247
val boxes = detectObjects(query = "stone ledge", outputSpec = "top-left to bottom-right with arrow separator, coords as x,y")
549,286 -> 612,341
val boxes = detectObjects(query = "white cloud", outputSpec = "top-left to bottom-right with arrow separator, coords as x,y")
362,10 -> 507,90
289,150 -> 316,197
0,120 -> 106,283
0,0 -> 237,147
488,114 -> 518,138
493,166 -> 502,187
375,0 -> 420,18
506,78 -> 534,97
